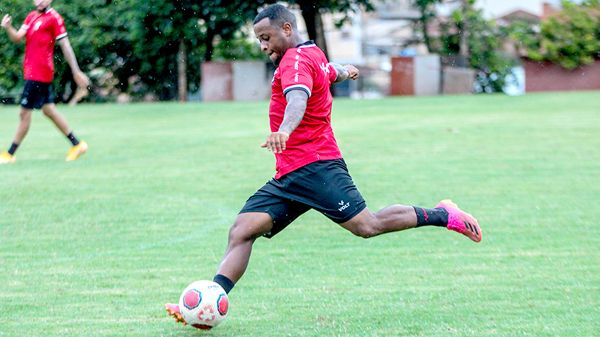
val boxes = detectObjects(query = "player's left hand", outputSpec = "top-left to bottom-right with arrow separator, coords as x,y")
345,65 -> 359,80
73,70 -> 90,89
261,131 -> 289,153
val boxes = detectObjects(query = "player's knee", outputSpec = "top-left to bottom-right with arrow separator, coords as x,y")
350,221 -> 382,239
227,220 -> 261,244
19,110 -> 31,121
42,108 -> 54,118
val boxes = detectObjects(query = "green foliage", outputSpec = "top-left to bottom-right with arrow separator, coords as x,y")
439,6 -> 516,93
0,0 -> 376,100
532,0 -> 600,69
211,32 -> 264,61
412,0 -> 443,52
0,0 -> 29,96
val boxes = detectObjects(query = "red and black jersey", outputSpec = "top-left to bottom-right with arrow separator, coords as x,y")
21,8 -> 67,83
269,41 -> 342,179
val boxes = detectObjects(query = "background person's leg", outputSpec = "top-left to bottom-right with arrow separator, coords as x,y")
41,103 -> 72,136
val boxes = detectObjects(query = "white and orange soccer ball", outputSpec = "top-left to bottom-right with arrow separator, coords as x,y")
178,280 -> 229,330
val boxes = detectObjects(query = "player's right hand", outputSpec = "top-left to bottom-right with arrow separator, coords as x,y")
261,131 -> 289,154
1,15 -> 12,28
73,70 -> 90,89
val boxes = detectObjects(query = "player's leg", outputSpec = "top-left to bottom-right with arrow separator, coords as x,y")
166,212 -> 273,325
0,107 -> 32,164
212,189 -> 309,292
338,205 -> 417,238
215,212 -> 273,287
340,201 -> 481,242
41,103 -> 88,161
166,182 -> 309,324
1,80 -> 41,164
288,159 -> 481,242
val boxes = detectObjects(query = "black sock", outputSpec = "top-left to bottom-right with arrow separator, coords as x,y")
67,132 -> 80,146
413,206 -> 448,227
213,274 -> 235,294
8,142 -> 19,155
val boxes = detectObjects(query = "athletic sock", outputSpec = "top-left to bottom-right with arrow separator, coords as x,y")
413,206 -> 449,227
213,274 -> 235,294
66,132 -> 80,146
8,142 -> 19,155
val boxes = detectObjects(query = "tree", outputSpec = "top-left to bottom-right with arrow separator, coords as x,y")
53,0 -> 140,101
439,5 -> 515,92
521,0 -> 600,69
413,0 -> 442,53
290,0 -> 374,60
0,0 -> 33,96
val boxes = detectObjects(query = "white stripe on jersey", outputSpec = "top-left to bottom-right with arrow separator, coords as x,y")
283,84 -> 311,97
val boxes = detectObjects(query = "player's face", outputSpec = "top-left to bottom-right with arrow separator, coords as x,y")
254,18 -> 292,66
34,0 -> 52,11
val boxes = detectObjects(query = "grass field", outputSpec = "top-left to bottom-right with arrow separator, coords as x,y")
0,92 -> 599,336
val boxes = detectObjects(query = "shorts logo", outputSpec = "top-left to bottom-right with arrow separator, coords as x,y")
21,98 -> 28,105
338,200 -> 350,212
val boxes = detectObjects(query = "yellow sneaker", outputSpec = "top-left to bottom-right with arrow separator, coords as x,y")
0,151 -> 16,164
66,141 -> 88,161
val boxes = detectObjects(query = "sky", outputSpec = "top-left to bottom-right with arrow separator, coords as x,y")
475,0 -> 563,17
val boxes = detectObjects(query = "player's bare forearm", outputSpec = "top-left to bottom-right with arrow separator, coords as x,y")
261,90 -> 308,153
58,37 -> 89,88
279,90 -> 308,135
329,63 -> 359,83
2,15 -> 25,43
58,38 -> 82,73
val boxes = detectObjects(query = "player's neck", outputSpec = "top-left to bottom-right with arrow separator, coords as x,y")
290,34 -> 304,49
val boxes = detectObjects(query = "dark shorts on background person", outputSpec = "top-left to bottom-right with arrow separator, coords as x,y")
20,80 -> 55,109
240,159 -> 367,238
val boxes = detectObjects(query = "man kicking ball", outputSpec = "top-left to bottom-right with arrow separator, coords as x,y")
166,3 -> 482,325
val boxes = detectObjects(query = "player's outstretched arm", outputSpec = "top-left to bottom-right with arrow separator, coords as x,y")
58,37 -> 90,88
261,90 -> 308,153
329,63 -> 359,83
1,15 -> 26,43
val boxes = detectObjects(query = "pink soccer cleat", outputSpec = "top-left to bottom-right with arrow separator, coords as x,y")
436,199 -> 482,243
165,303 -> 187,325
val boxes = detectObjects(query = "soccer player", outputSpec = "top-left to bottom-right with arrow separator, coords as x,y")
0,0 -> 88,164
166,4 -> 482,324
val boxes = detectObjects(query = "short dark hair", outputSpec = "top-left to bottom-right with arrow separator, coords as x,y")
253,4 -> 297,29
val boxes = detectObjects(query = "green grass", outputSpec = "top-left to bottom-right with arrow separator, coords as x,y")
0,92 -> 599,336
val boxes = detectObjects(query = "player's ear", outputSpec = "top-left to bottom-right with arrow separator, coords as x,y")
282,22 -> 293,37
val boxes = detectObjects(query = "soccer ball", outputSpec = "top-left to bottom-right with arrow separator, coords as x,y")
178,280 -> 229,330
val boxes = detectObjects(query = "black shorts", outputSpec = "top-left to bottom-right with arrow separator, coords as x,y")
240,159 -> 367,238
20,80 -> 55,109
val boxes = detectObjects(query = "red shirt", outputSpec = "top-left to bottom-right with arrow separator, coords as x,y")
21,8 -> 67,83
270,42 -> 341,178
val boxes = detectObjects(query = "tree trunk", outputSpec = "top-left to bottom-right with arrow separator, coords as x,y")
416,4 -> 434,53
299,1 -> 330,60
458,0 -> 470,67
204,29 -> 215,62
177,39 -> 187,102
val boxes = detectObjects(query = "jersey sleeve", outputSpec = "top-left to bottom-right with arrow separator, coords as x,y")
52,11 -> 68,40
20,12 -> 35,31
280,50 -> 314,98
327,63 -> 338,83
